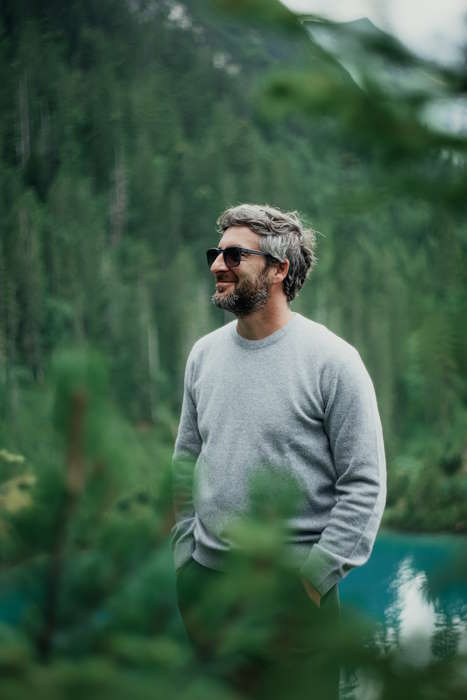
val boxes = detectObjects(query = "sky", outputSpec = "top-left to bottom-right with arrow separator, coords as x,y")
281,0 -> 467,66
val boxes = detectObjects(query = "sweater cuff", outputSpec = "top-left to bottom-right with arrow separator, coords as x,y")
299,544 -> 341,596
173,534 -> 195,571
171,518 -> 195,571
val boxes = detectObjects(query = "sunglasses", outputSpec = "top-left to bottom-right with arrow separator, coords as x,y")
206,246 -> 276,269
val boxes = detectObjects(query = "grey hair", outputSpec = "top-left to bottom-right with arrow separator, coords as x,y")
217,203 -> 317,302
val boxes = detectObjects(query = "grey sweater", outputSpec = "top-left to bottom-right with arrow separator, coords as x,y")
172,312 -> 386,595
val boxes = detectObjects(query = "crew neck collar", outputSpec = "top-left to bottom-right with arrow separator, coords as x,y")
231,312 -> 300,350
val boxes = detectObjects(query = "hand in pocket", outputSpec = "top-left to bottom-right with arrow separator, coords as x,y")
301,578 -> 321,607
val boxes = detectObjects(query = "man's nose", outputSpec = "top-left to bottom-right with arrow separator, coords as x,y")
210,251 -> 227,273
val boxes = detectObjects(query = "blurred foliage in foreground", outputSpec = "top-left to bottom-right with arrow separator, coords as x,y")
0,349 -> 466,699
0,0 -> 466,532
1,3 -> 466,697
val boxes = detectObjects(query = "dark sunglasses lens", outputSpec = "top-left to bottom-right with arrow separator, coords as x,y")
224,247 -> 241,268
206,249 -> 219,267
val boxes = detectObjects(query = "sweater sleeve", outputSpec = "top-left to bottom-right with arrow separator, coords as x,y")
300,348 -> 387,595
171,352 -> 202,571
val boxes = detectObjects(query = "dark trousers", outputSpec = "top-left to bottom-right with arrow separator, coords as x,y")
176,557 -> 340,699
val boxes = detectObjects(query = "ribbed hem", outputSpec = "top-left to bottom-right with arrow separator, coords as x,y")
193,538 -> 328,580
193,540 -> 229,572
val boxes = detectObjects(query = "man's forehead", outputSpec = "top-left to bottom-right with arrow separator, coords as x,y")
218,225 -> 260,248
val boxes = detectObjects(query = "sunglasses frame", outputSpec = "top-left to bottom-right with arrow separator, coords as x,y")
206,246 -> 277,269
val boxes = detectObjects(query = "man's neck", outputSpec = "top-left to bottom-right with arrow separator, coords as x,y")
236,302 -> 293,340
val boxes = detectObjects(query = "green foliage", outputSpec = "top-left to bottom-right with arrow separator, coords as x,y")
0,0 -> 466,522
210,0 -> 303,35
0,6 -> 466,694
0,347 -> 465,697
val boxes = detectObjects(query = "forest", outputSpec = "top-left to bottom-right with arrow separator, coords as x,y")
1,0 -> 466,531
0,1 -> 466,697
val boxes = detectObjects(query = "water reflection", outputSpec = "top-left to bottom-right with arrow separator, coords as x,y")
385,557 -> 437,664
383,556 -> 467,664
340,534 -> 467,699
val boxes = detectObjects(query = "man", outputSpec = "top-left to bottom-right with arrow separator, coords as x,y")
171,204 -> 386,695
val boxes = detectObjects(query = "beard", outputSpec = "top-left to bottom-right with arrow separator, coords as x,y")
211,269 -> 271,317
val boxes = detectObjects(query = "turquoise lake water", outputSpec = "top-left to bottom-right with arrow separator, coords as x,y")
339,529 -> 467,695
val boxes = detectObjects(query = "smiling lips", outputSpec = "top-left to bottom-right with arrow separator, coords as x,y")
216,281 -> 234,292
215,277 -> 236,288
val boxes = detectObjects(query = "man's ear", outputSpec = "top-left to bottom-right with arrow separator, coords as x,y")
271,259 -> 289,284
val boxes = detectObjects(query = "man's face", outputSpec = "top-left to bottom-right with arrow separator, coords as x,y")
210,226 -> 272,317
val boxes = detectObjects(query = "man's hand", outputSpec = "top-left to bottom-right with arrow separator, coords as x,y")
301,578 -> 321,607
